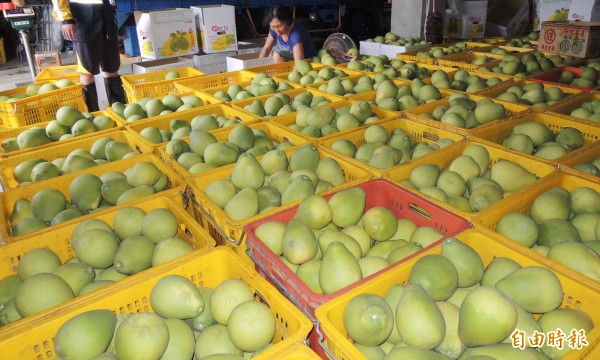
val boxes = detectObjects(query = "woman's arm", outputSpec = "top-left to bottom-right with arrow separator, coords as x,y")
292,42 -> 305,61
259,34 -> 276,58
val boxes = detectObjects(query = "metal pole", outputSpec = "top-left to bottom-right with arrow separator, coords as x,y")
19,30 -> 37,79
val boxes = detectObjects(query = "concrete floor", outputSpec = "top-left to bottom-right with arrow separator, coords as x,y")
0,51 -> 76,91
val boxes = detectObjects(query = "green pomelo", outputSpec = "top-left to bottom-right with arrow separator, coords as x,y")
480,257 -> 521,287
116,185 -> 156,205
210,279 -> 254,325
141,208 -> 178,244
70,173 -> 103,213
194,324 -> 243,358
52,262 -> 95,296
227,301 -> 276,352
441,237 -> 484,287
495,266 -> 563,313
409,254 -> 459,301
17,248 -> 62,280
343,294 -> 394,347
54,310 -> 116,360
113,236 -> 155,275
224,187 -> 259,221
458,286 -> 517,347
112,206 -> 145,240
31,188 -> 67,223
395,284 -> 445,349
186,286 -> 216,331
319,241 -> 362,294
254,221 -> 286,256
205,180 -> 237,209
362,207 -> 398,241
14,273 -> 75,317
496,212 -> 539,247
329,187 -> 366,228
126,161 -> 162,187
114,312 -> 169,360
409,226 -> 443,248
150,274 -> 204,319
152,237 -> 194,266
539,308 -> 594,359
73,228 -> 119,269
537,218 -> 581,247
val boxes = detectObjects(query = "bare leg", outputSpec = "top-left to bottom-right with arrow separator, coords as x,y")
272,51 -> 285,63
79,73 -> 95,86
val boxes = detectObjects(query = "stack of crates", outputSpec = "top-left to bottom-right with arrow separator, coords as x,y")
1,37 -> 600,358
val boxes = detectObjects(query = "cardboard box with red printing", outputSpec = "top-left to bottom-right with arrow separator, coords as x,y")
539,21 -> 600,58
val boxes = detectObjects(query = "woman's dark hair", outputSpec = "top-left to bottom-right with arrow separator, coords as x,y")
267,5 -> 293,25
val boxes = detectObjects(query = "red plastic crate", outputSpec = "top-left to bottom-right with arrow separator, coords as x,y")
243,179 -> 472,321
529,67 -> 598,93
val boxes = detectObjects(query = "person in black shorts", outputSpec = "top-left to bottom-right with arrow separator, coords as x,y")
52,0 -> 126,112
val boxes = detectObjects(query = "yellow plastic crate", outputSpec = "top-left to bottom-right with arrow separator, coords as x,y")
0,153 -> 184,243
318,117 -> 466,176
230,87 -> 343,117
173,70 -> 257,93
186,146 -> 374,249
0,194 -> 214,285
269,100 -> 400,143
124,87 -> 220,107
304,75 -> 368,97
403,94 -> 530,136
0,247 -> 312,360
546,92 -> 600,127
436,51 -> 505,71
315,228 -> 600,360
118,90 -> 221,118
0,81 -> 86,128
425,70 -> 515,95
471,112 -> 600,166
383,140 -> 558,220
559,142 -> 600,183
156,121 -> 309,180
193,77 -> 302,103
126,103 -> 259,147
341,84 -> 454,102
121,67 -> 205,100
305,74 -> 415,99
0,129 -> 153,190
0,110 -> 123,158
274,344 -> 322,359
33,65 -> 80,83
245,61 -> 324,77
474,45 -> 536,55
396,48 -> 436,65
273,67 -> 364,86
382,63 -> 460,81
474,173 -> 600,282
476,79 -> 586,113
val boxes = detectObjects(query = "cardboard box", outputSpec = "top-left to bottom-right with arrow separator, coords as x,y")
539,21 -> 600,58
192,5 -> 237,54
226,53 -> 274,72
444,0 -> 489,39
380,42 -> 431,57
359,41 -> 381,56
95,57 -> 141,110
135,8 -> 197,60
132,57 -> 194,74
532,0 -> 571,31
237,38 -> 266,55
192,51 -> 237,75
568,0 -> 600,22
486,0 -> 530,37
